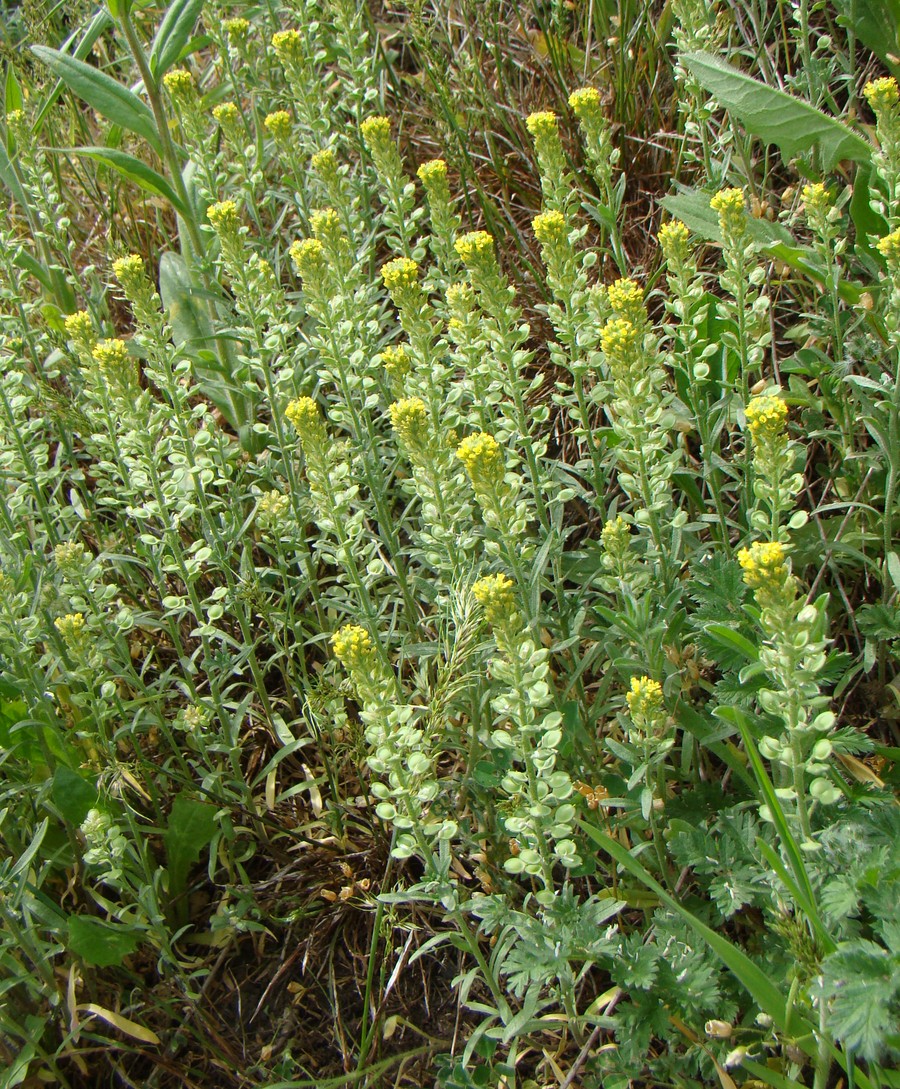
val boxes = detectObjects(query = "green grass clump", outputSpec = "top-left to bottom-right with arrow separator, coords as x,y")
0,1 -> 898,1087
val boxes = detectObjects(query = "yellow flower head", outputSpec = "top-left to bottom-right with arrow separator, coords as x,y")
745,394 -> 788,445
801,182 -> 832,216
738,541 -> 788,591
162,69 -> 194,99
311,146 -> 339,179
381,257 -> 419,291
532,210 -> 567,245
473,573 -> 516,627
711,188 -> 747,239
877,227 -> 900,264
457,432 -> 504,490
285,396 -> 327,449
64,310 -> 96,350
271,29 -> 303,62
207,200 -> 240,231
93,338 -> 131,377
290,238 -> 327,282
311,207 -> 341,237
265,110 -> 293,140
446,282 -> 475,312
607,278 -> 645,323
568,87 -> 602,119
600,317 -> 640,362
864,76 -> 900,115
658,219 -> 691,263
331,624 -> 376,672
360,114 -> 392,154
626,675 -> 664,719
381,343 -> 410,379
223,17 -> 250,43
526,110 -> 558,138
601,515 -> 631,557
213,102 -> 239,127
389,397 -> 428,449
455,230 -> 494,265
54,612 -> 86,646
256,489 -> 290,526
417,158 -> 448,187
112,254 -> 145,289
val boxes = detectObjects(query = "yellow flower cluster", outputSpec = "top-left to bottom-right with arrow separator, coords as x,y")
601,514 -> 631,557
389,397 -> 428,449
568,87 -> 602,119
64,311 -> 96,351
290,238 -> 327,281
658,219 -> 691,263
222,17 -> 250,43
54,612 -> 86,644
311,146 -> 339,181
360,115 -> 392,153
455,231 -> 494,265
864,76 -> 900,114
207,200 -> 240,231
213,103 -> 240,128
285,396 -> 327,448
256,489 -> 290,524
265,110 -> 292,140
381,257 -> 419,291
112,254 -> 145,290
626,675 -> 664,719
381,343 -> 410,379
525,110 -> 558,138
162,69 -> 194,99
456,432 -> 504,489
600,317 -> 639,361
417,158 -> 447,187
608,278 -> 645,324
737,540 -> 788,591
311,208 -> 341,237
877,227 -> 900,264
473,573 -> 516,626
532,210 -> 567,244
93,338 -> 130,377
331,624 -> 375,671
801,182 -> 832,215
745,395 -> 788,445
711,188 -> 747,238
271,29 -> 303,62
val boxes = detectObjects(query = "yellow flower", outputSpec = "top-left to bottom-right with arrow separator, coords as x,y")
801,182 -> 832,215
877,227 -> 900,264
607,278 -> 645,323
864,76 -> 900,114
256,489 -> 290,526
223,17 -> 250,43
525,110 -> 558,138
312,146 -> 339,179
745,395 -> 788,444
473,573 -> 516,627
112,254 -> 145,288
381,257 -> 419,291
285,396 -> 327,449
265,110 -> 292,140
417,158 -> 448,186
455,231 -> 494,265
600,317 -> 639,361
290,238 -> 327,282
92,338 -> 131,378
332,624 -> 375,671
658,219 -> 691,263
737,541 -> 788,591
64,311 -> 96,350
311,208 -> 342,237
711,188 -> 747,239
601,515 -> 631,557
213,103 -> 239,127
626,675 -> 664,719
457,432 -> 504,489
271,29 -> 303,62
389,397 -> 428,450
207,200 -> 240,231
381,343 -> 411,379
532,210 -> 567,244
162,69 -> 194,98
568,87 -> 602,118
54,612 -> 86,646
54,541 -> 88,574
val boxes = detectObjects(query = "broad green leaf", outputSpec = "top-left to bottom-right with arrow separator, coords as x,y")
163,793 -> 217,900
704,624 -> 759,662
681,51 -> 872,171
63,147 -> 186,214
67,916 -> 142,967
50,767 -> 98,826
150,0 -> 204,79
34,9 -> 115,131
4,66 -> 23,114
31,46 -> 161,154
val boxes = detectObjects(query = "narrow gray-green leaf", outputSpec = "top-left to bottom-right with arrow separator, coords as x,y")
5,66 -> 23,114
34,9 -> 114,131
31,46 -> 161,154
682,51 -> 871,171
150,0 -> 204,79
62,147 -> 185,214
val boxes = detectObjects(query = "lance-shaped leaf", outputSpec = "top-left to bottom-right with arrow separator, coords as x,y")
32,45 -> 161,155
150,0 -> 204,78
62,147 -> 186,215
682,51 -> 871,171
